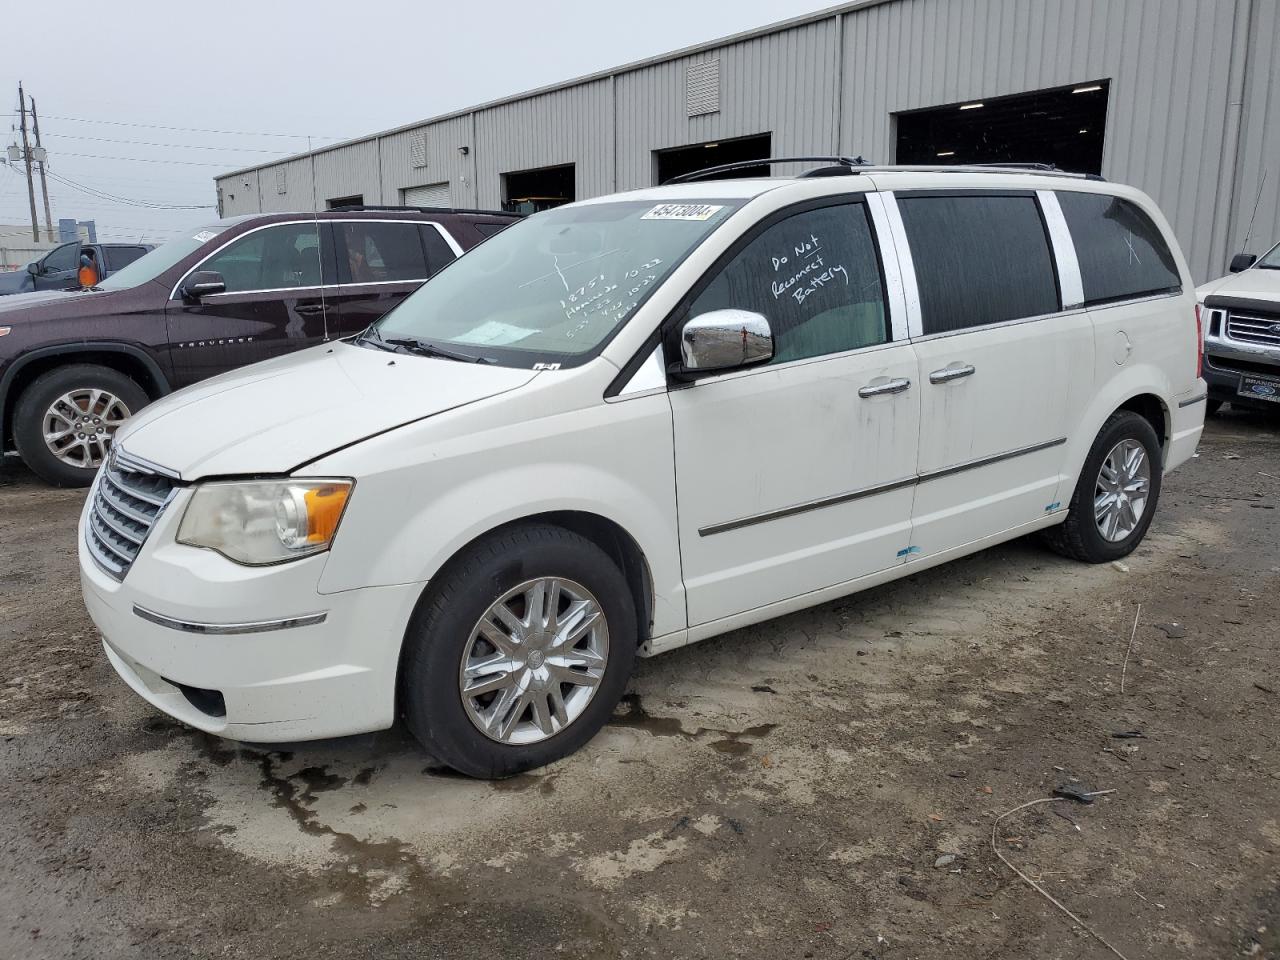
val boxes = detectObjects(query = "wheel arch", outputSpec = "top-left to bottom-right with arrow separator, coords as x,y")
1,343 -> 170,450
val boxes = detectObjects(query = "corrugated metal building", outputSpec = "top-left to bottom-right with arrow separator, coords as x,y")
213,0 -> 1279,281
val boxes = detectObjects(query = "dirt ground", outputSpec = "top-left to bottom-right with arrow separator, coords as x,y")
1,411 -> 1278,960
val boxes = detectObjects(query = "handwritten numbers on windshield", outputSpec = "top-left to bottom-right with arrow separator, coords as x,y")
770,233 -> 850,307
559,258 -> 663,339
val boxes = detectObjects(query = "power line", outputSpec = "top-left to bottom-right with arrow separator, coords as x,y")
44,133 -> 290,154
54,151 -> 234,168
43,168 -> 214,209
14,113 -> 339,140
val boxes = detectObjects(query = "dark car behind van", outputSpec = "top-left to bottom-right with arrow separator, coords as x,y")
0,241 -> 155,296
0,206 -> 518,485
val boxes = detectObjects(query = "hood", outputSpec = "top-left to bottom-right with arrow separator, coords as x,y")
0,286 -> 125,317
114,341 -> 539,479
0,269 -> 34,295
1197,267 -> 1280,303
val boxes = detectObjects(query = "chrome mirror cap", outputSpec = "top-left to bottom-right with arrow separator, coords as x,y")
680,309 -> 773,374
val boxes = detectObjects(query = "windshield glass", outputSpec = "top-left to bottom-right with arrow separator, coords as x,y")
370,199 -> 743,366
1258,240 -> 1280,269
97,222 -> 234,291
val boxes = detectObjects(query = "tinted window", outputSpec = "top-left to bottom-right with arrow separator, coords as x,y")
897,194 -> 1059,334
419,225 -> 454,276
200,223 -> 321,293
42,243 -> 79,273
687,203 -> 888,365
338,221 -> 429,284
104,245 -> 147,271
475,221 -> 512,238
1057,192 -> 1181,305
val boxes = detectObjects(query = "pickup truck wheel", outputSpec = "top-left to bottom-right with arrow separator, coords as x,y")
1044,410 -> 1163,563
401,523 -> 637,779
12,364 -> 147,487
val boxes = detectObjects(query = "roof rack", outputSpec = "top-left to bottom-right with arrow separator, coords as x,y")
325,204 -> 523,217
663,156 -> 871,184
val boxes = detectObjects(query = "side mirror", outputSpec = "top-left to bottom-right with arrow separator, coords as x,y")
181,270 -> 226,300
678,309 -> 773,376
26,262 -> 38,276
1229,253 -> 1257,273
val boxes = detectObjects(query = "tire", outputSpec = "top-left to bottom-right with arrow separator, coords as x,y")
1206,398 -> 1223,416
400,523 -> 638,778
1044,410 -> 1163,563
12,364 -> 148,488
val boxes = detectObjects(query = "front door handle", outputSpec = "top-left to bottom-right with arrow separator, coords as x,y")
858,377 -> 912,398
295,304 -> 325,316
929,363 -> 976,384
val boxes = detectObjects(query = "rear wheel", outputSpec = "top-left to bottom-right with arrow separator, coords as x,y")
400,524 -> 637,778
13,364 -> 147,487
1044,410 -> 1163,563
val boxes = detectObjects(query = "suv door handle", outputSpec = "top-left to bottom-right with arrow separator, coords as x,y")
294,304 -> 325,316
929,363 -> 976,384
858,377 -> 912,398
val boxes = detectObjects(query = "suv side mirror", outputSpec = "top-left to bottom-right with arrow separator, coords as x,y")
1229,253 -> 1257,273
26,262 -> 39,276
677,309 -> 773,377
181,270 -> 226,300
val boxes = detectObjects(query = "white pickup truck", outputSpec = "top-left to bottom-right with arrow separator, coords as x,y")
1199,243 -> 1280,412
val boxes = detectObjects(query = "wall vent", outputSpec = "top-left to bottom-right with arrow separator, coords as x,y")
686,59 -> 721,117
275,167 -> 287,194
410,130 -> 428,169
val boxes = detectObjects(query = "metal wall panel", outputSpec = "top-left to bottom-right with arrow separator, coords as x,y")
1228,0 -> 1280,265
378,115 -> 476,207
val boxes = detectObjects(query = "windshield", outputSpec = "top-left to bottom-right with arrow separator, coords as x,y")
370,199 -> 743,366
97,222 -> 234,291
1258,239 -> 1280,269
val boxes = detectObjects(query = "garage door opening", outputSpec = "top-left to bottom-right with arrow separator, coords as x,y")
501,165 -> 574,215
656,133 -> 772,184
895,80 -> 1109,175
401,182 -> 451,208
326,194 -> 364,209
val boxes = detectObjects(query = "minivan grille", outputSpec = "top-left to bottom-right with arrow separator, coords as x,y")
1227,313 -> 1280,347
85,452 -> 177,581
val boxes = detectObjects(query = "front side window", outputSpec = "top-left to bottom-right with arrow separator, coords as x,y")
337,221 -> 429,284
686,202 -> 888,365
372,199 -> 742,367
42,243 -> 79,274
1057,191 -> 1182,304
200,223 -> 321,293
897,193 -> 1060,335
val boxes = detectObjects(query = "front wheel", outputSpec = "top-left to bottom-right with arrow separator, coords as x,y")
400,524 -> 637,778
1044,410 -> 1163,563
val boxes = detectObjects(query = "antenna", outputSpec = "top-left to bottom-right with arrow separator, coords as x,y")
304,136 -> 330,342
1241,167 -> 1268,254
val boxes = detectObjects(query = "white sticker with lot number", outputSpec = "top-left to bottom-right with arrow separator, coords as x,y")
192,230 -> 218,243
641,203 -> 725,221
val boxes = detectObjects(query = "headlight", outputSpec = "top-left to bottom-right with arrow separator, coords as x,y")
177,479 -> 353,565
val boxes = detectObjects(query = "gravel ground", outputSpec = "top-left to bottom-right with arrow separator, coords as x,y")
1,411 -> 1278,960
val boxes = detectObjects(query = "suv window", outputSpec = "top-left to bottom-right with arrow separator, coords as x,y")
419,224 -> 455,276
338,221 -> 430,284
687,202 -> 888,365
104,245 -> 147,271
42,243 -> 79,274
200,223 -> 321,293
897,194 -> 1059,335
1056,191 -> 1181,305
474,221 -> 512,238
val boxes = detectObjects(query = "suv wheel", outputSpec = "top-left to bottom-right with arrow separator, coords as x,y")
401,524 -> 637,778
1044,410 -> 1163,563
13,364 -> 148,487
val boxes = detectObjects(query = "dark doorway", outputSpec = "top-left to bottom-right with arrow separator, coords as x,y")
326,194 -> 364,209
501,165 -> 575,215
895,80 -> 1109,175
655,133 -> 772,184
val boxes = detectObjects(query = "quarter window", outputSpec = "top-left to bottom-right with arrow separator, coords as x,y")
419,225 -> 455,276
338,221 -> 430,284
1056,192 -> 1181,305
686,203 -> 889,365
897,194 -> 1059,334
199,223 -> 322,293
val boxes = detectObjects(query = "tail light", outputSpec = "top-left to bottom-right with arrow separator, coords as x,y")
1194,303 -> 1204,379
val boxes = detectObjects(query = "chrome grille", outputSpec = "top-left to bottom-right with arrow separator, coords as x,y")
85,451 -> 177,581
1226,313 -> 1280,347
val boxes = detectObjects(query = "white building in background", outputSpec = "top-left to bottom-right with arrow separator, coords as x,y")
214,0 -> 1280,281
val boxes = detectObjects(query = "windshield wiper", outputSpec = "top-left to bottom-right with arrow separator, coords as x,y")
383,337 -> 492,364
357,327 -> 397,352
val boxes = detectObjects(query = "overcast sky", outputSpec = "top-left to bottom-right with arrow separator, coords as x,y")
1,0 -> 831,246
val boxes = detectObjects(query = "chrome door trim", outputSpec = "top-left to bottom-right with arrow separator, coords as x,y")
133,604 -> 328,635
865,191 -> 910,343
1037,190 -> 1084,309
858,377 -> 911,397
699,437 -> 1068,537
875,192 -> 924,339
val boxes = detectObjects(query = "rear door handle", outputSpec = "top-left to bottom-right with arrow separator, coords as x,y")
295,304 -> 325,316
858,377 -> 912,398
929,363 -> 976,384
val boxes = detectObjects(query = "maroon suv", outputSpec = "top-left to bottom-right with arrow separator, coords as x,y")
0,207 -> 517,486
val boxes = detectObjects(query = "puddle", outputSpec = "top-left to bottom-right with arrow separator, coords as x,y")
610,694 -> 777,754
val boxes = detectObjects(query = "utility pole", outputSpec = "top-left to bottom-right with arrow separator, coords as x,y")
17,82 -> 40,242
29,96 -> 55,242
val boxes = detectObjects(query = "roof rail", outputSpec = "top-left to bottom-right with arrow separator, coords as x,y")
856,164 -> 1106,182
325,204 -> 523,217
663,156 -> 871,184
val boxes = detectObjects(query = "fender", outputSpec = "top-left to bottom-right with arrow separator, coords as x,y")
0,341 -> 172,446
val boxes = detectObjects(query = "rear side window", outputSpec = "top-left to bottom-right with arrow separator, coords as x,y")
419,225 -> 455,276
686,202 -> 888,365
338,221 -> 429,284
475,221 -> 512,238
1056,192 -> 1181,305
897,194 -> 1059,335
104,246 -> 147,271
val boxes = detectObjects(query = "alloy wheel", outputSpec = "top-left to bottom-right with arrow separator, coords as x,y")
459,577 -> 610,745
1094,438 -> 1151,542
42,388 -> 131,470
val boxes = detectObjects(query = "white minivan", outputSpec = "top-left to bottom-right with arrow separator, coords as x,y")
79,163 -> 1205,778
